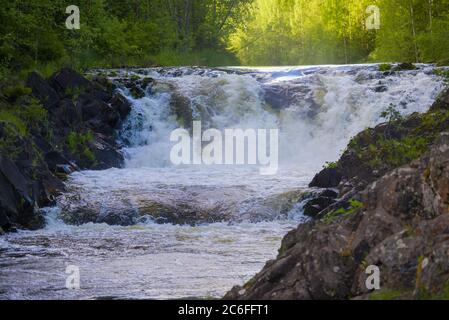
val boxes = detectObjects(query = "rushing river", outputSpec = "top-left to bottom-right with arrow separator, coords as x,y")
0,64 -> 446,299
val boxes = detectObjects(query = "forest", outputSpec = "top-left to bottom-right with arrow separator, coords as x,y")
0,0 -> 449,78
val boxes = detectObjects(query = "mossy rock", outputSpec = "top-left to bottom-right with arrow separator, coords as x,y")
392,63 -> 417,71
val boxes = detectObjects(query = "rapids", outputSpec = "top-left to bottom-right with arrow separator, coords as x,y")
0,64 -> 446,299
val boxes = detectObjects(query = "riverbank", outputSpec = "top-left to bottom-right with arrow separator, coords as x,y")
225,86 -> 449,300
0,68 -> 131,232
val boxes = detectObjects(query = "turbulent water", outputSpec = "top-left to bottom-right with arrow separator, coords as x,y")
0,64 -> 446,299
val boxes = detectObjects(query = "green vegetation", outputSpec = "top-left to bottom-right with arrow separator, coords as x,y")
349,106 -> 449,171
366,136 -> 429,168
370,289 -> 405,300
323,199 -> 363,224
0,0 -> 249,79
230,0 -> 449,66
434,68 -> 449,81
324,161 -> 338,169
1,0 -> 449,80
381,104 -> 403,125
379,63 -> 392,72
0,94 -> 48,136
67,131 -> 96,161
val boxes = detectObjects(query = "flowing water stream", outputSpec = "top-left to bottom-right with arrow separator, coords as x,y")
0,64 -> 446,299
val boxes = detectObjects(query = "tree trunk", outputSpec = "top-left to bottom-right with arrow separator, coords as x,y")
409,0 -> 420,63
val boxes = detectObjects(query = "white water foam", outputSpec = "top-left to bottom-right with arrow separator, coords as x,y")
0,64 -> 446,299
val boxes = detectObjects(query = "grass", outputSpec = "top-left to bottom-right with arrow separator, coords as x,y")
348,107 -> 449,172
323,161 -> 338,169
67,131 -> 96,162
0,98 -> 48,137
0,110 -> 27,135
370,289 -> 404,300
322,199 -> 363,224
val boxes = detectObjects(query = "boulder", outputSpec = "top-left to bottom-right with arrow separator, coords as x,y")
2,68 -> 131,232
303,196 -> 336,218
26,72 -> 60,109
89,133 -> 124,169
78,93 -> 120,134
303,189 -> 338,218
392,63 -> 417,71
50,98 -> 83,128
48,68 -> 91,95
430,87 -> 449,111
309,168 -> 342,188
0,155 -> 40,231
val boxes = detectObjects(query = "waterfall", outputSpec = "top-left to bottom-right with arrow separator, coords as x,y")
52,64 -> 445,225
2,64 -> 446,300
117,64 -> 444,172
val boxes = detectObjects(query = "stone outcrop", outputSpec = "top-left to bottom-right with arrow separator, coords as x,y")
225,87 -> 449,300
0,68 -> 132,231
226,132 -> 449,300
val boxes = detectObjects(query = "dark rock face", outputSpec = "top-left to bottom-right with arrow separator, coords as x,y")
309,168 -> 342,188
0,68 -> 132,231
303,189 -> 338,218
26,72 -> 60,109
0,123 -> 63,231
48,68 -> 91,95
225,132 -> 449,300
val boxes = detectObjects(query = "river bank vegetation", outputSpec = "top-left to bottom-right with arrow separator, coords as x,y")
1,0 -> 449,82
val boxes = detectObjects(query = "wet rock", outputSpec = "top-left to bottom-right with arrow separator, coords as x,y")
44,151 -> 71,172
110,93 -> 132,120
309,168 -> 342,188
226,132 -> 449,300
302,189 -> 338,218
263,86 -> 297,110
89,133 -> 124,169
430,87 -> 449,111
170,92 -> 193,129
303,196 -> 336,218
392,63 -> 417,72
0,154 -> 42,231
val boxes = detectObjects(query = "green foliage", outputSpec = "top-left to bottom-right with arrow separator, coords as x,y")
2,85 -> 32,103
67,131 -> 95,161
365,136 -> 429,168
230,0 -> 449,66
370,289 -> 404,300
0,97 -> 47,136
351,109 -> 449,171
324,161 -> 338,169
381,104 -> 403,124
1,0 -> 448,72
323,199 -> 363,224
379,63 -> 392,72
0,110 -> 27,136
0,0 -> 250,77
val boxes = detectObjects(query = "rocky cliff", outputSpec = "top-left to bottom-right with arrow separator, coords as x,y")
0,68 -> 131,232
225,87 -> 449,300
